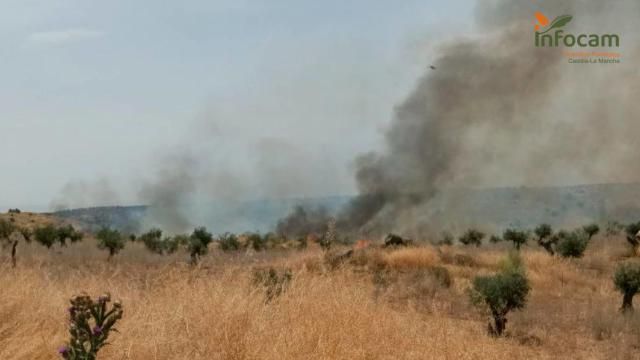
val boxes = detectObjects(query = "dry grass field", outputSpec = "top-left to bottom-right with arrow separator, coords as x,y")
1,217 -> 640,359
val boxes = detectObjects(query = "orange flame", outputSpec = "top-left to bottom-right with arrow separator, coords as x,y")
354,239 -> 371,250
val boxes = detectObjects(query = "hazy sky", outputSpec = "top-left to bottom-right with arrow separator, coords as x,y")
0,0 -> 475,210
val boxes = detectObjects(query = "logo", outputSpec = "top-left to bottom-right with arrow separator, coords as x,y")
533,11 -> 621,64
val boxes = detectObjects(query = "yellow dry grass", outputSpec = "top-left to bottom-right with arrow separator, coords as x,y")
0,211 -> 58,230
0,233 -> 638,359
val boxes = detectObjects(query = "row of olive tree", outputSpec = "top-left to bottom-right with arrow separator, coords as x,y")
454,223 -> 600,258
97,227 -> 214,264
0,219 -> 83,267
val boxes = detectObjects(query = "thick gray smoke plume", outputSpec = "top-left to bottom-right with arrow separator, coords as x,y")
137,154 -> 197,233
334,0 -> 640,236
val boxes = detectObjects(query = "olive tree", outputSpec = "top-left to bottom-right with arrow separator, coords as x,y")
502,229 -> 529,250
0,218 -> 30,267
138,228 -> 165,254
34,224 -> 83,249
218,232 -> 240,252
625,221 -> 640,255
55,224 -> 83,246
96,227 -> 125,260
459,229 -> 485,247
470,253 -> 530,336
582,223 -> 600,240
534,224 -> 556,255
189,227 -> 213,264
614,261 -> 640,313
555,230 -> 590,258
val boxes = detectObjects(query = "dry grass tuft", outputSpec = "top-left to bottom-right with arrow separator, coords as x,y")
380,247 -> 439,270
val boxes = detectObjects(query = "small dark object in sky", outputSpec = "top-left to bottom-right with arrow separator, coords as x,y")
429,65 -> 436,70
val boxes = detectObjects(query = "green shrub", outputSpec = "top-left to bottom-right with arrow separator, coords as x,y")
247,232 -> 268,251
188,227 -> 213,264
489,235 -> 502,244
614,261 -> 640,313
218,232 -> 240,252
138,228 -> 163,253
459,229 -> 484,247
96,228 -> 125,260
34,224 -> 83,249
502,229 -> 529,250
0,218 -> 15,240
470,252 -> 530,336
34,224 -> 59,248
555,230 -> 589,258
58,293 -> 123,359
56,225 -> 83,246
165,234 -> 187,254
534,224 -> 555,255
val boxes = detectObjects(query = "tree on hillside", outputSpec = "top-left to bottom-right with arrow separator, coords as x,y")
96,227 -> 125,260
502,229 -> 529,250
534,224 -> 555,255
189,227 -> 213,265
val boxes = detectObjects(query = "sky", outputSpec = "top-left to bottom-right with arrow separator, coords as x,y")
0,0 -> 476,211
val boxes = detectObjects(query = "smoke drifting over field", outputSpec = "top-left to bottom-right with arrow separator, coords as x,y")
281,0 -> 640,237
50,0 -> 640,236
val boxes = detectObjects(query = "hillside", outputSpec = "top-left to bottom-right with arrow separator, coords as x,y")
48,183 -> 640,234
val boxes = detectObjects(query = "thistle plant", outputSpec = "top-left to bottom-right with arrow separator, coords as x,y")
58,293 -> 123,360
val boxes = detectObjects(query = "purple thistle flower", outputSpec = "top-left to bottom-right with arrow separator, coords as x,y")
57,345 -> 69,357
92,325 -> 103,336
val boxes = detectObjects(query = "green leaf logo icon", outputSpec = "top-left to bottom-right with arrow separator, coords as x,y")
538,15 -> 572,34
